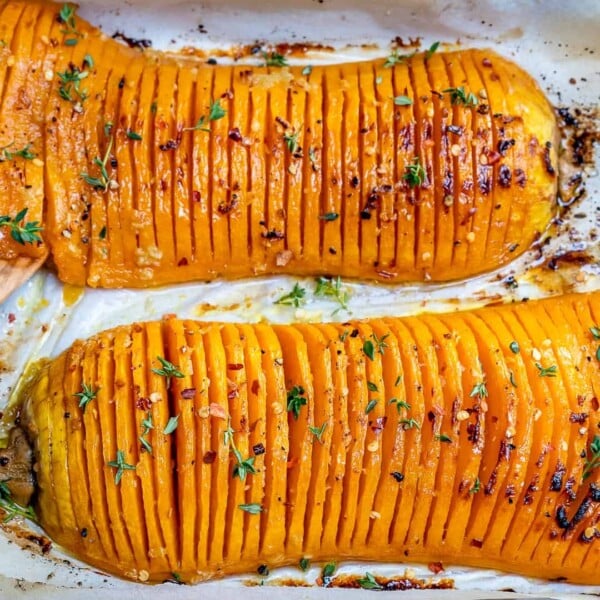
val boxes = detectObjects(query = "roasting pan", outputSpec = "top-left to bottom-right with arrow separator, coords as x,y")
0,0 -> 598,596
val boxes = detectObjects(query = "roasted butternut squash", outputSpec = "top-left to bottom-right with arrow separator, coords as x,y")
0,0 -> 558,287
18,292 -> 600,584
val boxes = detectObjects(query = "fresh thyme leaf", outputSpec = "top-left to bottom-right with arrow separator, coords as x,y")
0,482 -> 36,523
57,65 -> 89,103
1,143 -> 36,161
287,385 -> 307,420
509,371 -> 517,388
383,49 -> 415,68
469,477 -> 481,494
403,156 -> 427,188
0,208 -> 43,245
314,276 -> 350,314
224,418 -> 257,481
583,435 -> 600,481
363,340 -> 375,361
442,86 -> 478,107
393,95 -> 413,106
262,51 -> 288,67
319,212 -> 339,221
394,375 -> 402,386
435,433 -> 452,443
357,572 -> 383,590
367,381 -> 378,392
274,283 -> 306,308
283,130 -> 300,154
590,326 -> 600,340
365,399 -> 378,414
509,341 -> 520,354
470,381 -> 488,399
83,54 -> 94,69
425,41 -> 440,59
302,65 -> 313,76
535,363 -> 557,377
139,435 -> 152,454
107,449 -> 136,485
299,557 -> 310,571
152,356 -> 184,379
238,503 -> 263,514
371,332 -> 389,355
390,398 -> 410,414
73,383 -> 98,412
400,417 -> 420,430
99,225 -> 107,240
163,414 -> 180,435
321,562 -> 336,586
339,330 -> 350,342
81,135 -> 115,192
208,98 -> 226,121
58,3 -> 81,46
126,130 -> 142,141
309,421 -> 327,443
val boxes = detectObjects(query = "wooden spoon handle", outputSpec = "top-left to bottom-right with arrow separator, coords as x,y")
0,255 -> 47,304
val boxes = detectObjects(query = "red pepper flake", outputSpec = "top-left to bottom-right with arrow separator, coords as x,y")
371,416 -> 388,435
178,257 -> 189,267
192,190 -> 201,202
228,389 -> 239,400
135,397 -> 152,411
209,403 -> 227,420
203,450 -> 217,464
482,58 -> 493,67
253,443 -> 265,456
228,128 -> 243,142
228,363 -> 244,371
251,380 -> 260,395
428,562 -> 444,574
470,538 -> 483,549
181,388 -> 196,400
7,313 -> 16,324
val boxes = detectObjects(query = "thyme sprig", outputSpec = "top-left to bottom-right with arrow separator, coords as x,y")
0,208 -> 43,245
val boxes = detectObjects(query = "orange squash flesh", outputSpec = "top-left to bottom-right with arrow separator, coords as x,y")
19,292 -> 600,585
0,0 -> 558,286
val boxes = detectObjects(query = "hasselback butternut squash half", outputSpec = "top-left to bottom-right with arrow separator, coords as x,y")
14,291 -> 600,584
0,0 -> 558,287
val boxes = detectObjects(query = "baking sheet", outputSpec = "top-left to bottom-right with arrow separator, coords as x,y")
0,0 -> 598,596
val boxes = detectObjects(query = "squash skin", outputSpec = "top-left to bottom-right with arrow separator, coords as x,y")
0,0 -> 558,286
19,292 -> 600,584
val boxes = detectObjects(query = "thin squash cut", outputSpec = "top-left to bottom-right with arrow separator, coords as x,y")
16,291 -> 600,585
0,0 -> 558,287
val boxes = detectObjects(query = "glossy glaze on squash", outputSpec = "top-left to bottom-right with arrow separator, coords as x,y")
0,0 -> 558,287
20,292 -> 600,584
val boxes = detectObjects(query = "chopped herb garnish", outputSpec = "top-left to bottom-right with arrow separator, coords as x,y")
339,330 -> 350,342
583,435 -> 600,481
319,212 -> 339,221
400,418 -> 420,430
299,557 -> 310,571
83,54 -> 94,69
126,130 -> 142,141
283,130 -> 300,154
383,49 -> 415,68
509,341 -> 520,354
308,146 -> 318,169
0,482 -> 36,523
425,41 -> 440,59
321,562 -> 336,586
183,99 -> 226,132
238,503 -> 263,514
390,398 -> 410,413
0,208 -> 43,245
367,381 -> 378,392
73,383 -> 98,413
274,283 -> 306,308
81,136 -> 115,192
435,433 -> 452,443
302,65 -> 313,76
403,156 -> 427,188
365,399 -> 378,414
590,326 -> 600,340
535,363 -> 557,378
139,435 -> 152,454
58,3 -> 81,46
309,421 -> 327,443
470,381 -> 488,399
224,418 -> 257,481
163,415 -> 180,435
596,347 -> 600,362
107,450 -> 136,485
443,86 -> 478,107
393,95 -> 413,106
170,572 -> 182,584
371,332 -> 389,355
139,411 -> 154,454
99,225 -> 107,240
357,572 -> 383,591
394,375 -> 402,386
57,64 -> 89,103
363,340 -> 375,361
287,385 -> 307,420
152,356 -> 184,379
0,143 -> 36,162
469,477 -> 481,494
509,371 -> 517,388
314,276 -> 350,314
262,51 -> 288,67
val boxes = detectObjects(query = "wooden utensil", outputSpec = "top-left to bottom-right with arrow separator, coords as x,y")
0,255 -> 47,304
